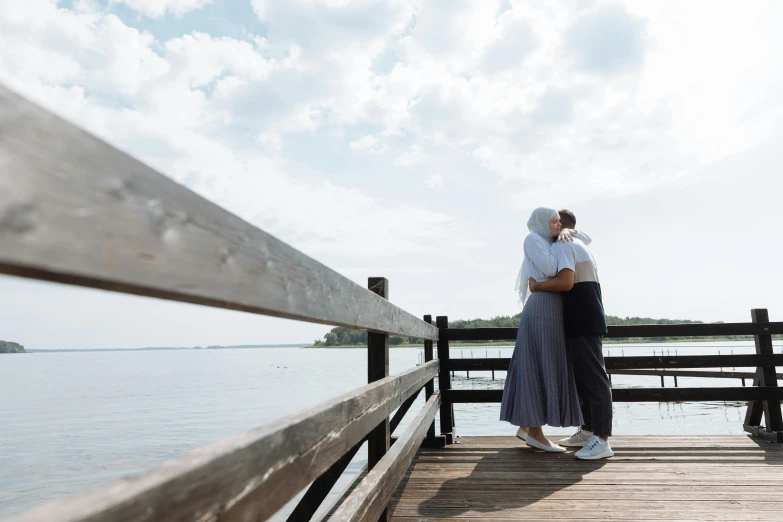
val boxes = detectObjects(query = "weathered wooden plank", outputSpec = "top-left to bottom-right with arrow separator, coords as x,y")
9,360 -> 438,522
390,388 -> 422,435
287,439 -> 364,522
607,354 -> 783,371
392,499 -> 783,511
392,507 -> 780,522
0,86 -> 437,341
392,509 -> 780,522
388,435 -> 783,522
317,468 -> 368,522
446,354 -> 783,371
418,435 -> 774,450
444,387 -> 783,403
443,322 -> 783,341
608,369 -> 772,379
330,393 -> 441,522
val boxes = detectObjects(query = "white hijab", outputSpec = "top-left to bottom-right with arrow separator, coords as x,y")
514,207 -> 558,305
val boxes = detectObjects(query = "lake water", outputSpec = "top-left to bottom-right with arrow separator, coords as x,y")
1,341 -> 780,520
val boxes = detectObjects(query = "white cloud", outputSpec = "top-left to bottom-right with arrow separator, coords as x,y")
5,0 -> 783,242
0,0 -> 468,263
111,0 -> 213,19
349,134 -> 387,153
565,4 -> 647,76
394,144 -> 428,167
5,0 -> 777,242
425,174 -> 444,188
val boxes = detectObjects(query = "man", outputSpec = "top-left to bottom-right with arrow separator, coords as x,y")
529,209 -> 613,460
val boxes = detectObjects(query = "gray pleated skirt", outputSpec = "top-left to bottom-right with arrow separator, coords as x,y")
499,291 -> 583,428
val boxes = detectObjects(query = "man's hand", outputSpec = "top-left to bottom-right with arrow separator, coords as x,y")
528,277 -> 538,292
557,228 -> 574,243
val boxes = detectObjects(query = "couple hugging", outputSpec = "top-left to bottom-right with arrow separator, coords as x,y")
500,207 -> 613,460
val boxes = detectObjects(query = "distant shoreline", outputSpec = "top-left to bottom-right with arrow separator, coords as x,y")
14,337 -> 766,353
306,337 -> 762,349
25,344 -> 309,353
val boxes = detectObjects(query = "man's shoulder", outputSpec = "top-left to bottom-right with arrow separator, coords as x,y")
569,238 -> 590,253
552,240 -> 577,253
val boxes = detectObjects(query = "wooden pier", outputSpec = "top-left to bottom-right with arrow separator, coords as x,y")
388,435 -> 783,521
3,84 -> 783,521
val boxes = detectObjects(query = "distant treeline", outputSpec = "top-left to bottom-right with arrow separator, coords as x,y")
311,314 -> 772,347
0,341 -> 25,353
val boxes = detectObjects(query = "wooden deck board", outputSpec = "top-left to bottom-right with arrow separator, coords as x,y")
388,435 -> 783,521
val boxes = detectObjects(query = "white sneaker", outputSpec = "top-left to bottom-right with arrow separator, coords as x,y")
526,436 -> 567,453
559,428 -> 593,448
515,427 -> 528,442
575,435 -> 614,460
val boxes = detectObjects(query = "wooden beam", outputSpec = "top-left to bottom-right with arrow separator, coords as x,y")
444,387 -> 783,403
390,387 -> 422,434
749,309 -> 783,432
606,354 -> 783,370
444,354 -> 783,372
743,424 -> 783,442
8,360 -> 438,522
287,439 -> 364,522
436,316 -> 454,441
366,277 -> 390,522
0,86 -> 437,341
423,315 -> 436,443
607,369 -> 772,379
442,322 -> 783,341
329,393 -> 440,522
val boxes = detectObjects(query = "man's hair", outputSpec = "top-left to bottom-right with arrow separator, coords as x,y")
558,209 -> 576,229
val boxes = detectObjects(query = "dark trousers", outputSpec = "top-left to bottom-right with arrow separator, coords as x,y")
567,334 -> 613,437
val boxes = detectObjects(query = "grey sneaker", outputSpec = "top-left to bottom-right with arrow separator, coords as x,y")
575,435 -> 614,460
559,428 -> 593,447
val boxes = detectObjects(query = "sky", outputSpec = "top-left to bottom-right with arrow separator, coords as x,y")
1,0 -> 782,350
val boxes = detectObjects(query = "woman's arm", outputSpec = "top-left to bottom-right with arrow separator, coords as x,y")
557,229 -> 592,245
572,230 -> 591,245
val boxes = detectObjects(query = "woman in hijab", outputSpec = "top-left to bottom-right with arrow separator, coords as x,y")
499,207 -> 584,452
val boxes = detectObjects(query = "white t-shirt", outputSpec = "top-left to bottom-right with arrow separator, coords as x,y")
553,238 -> 600,284
524,231 -> 593,282
552,237 -> 607,336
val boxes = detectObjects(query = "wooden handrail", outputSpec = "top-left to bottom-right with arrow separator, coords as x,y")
443,322 -> 783,341
329,393 -> 441,522
445,387 -> 783,403
445,354 -> 783,371
435,311 -> 783,441
8,360 -> 438,522
0,86 -> 437,341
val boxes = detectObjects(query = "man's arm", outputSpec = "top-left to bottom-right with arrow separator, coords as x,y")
529,269 -> 574,293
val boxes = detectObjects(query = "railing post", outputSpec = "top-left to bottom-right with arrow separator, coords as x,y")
744,308 -> 783,441
420,315 -> 447,448
424,315 -> 436,441
436,316 -> 454,444
368,277 -> 390,521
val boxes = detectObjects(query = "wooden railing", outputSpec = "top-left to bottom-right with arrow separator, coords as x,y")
0,85 -> 440,522
436,311 -> 783,442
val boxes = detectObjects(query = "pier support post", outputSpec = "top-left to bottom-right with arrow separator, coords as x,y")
368,277 -> 391,521
437,316 -> 455,444
743,308 -> 783,442
422,315 -> 447,447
